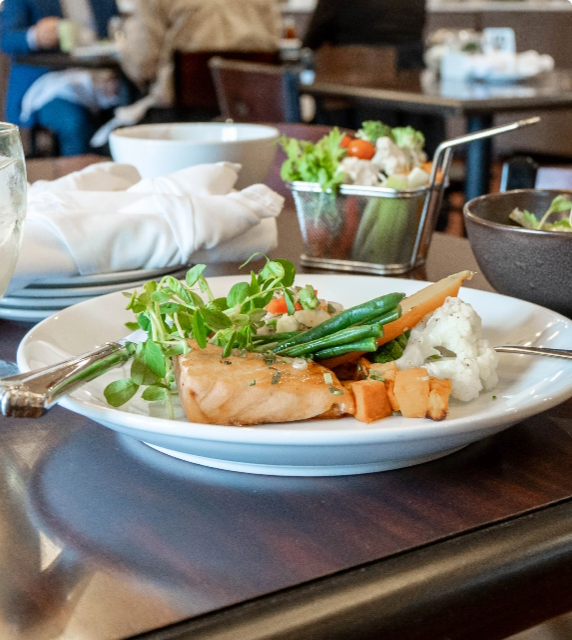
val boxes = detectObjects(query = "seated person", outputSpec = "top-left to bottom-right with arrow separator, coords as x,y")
118,0 -> 282,118
0,0 -> 120,156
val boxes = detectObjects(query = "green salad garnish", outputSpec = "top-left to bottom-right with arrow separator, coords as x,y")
509,195 -> 572,232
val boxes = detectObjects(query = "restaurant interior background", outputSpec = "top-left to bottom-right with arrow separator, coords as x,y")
1,0 -> 572,159
2,0 -> 572,639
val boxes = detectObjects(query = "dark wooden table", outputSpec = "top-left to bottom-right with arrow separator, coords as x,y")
1,152 -> 572,640
302,69 -> 572,201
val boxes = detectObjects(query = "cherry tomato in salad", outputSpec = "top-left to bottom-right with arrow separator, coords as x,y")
265,296 -> 288,315
265,296 -> 303,315
340,135 -> 353,149
347,139 -> 376,160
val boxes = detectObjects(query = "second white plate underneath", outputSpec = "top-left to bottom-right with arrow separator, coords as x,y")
31,265 -> 186,288
0,306 -> 54,322
0,294 -> 94,309
11,268 -> 190,299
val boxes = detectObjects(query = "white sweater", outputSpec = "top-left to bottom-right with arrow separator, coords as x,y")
120,0 -> 282,104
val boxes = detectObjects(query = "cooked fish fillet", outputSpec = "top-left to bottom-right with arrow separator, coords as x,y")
174,342 -> 355,426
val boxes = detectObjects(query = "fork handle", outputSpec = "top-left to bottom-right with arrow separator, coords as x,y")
494,345 -> 572,359
0,342 -> 135,418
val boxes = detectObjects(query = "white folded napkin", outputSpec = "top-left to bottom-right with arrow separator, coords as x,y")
9,161 -> 283,293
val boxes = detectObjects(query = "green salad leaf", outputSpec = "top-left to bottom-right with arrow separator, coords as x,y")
279,128 -> 346,192
392,126 -> 425,154
356,120 -> 394,144
510,195 -> 572,232
508,207 -> 540,230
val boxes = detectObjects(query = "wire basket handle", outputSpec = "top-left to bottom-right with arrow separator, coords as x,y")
428,116 -> 541,190
411,116 -> 541,269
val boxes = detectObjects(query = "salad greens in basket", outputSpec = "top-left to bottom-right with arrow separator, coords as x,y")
279,120 -> 435,265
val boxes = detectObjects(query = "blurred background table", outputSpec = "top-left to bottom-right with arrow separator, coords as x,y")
14,52 -> 121,71
0,153 -> 570,640
303,69 -> 572,201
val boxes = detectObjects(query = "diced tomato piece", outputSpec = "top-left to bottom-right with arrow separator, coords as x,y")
347,139 -> 376,160
265,296 -> 288,315
294,302 -> 303,311
340,135 -> 353,149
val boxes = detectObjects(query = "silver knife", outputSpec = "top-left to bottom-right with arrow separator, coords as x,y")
0,329 -> 147,419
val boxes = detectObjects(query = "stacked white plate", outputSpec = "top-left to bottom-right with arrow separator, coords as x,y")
0,265 -> 189,323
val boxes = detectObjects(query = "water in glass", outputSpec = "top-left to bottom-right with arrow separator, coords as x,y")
0,125 -> 27,299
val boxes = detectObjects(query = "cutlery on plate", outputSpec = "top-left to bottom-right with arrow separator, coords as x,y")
494,345 -> 572,359
0,330 -> 146,419
2,339 -> 571,419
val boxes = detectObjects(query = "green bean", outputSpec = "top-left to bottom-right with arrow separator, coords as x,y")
371,330 -> 410,363
253,331 -> 301,343
278,324 -> 382,357
271,292 -> 404,353
313,337 -> 379,360
357,306 -> 401,326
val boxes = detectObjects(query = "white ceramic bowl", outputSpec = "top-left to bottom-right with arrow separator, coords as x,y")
109,122 -> 280,188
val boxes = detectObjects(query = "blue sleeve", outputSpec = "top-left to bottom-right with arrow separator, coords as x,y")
0,0 -> 35,55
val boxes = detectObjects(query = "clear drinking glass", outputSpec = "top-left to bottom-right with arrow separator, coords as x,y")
0,123 -> 26,300
0,123 -> 26,377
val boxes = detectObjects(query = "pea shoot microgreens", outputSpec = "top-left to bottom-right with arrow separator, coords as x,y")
103,256 -> 297,416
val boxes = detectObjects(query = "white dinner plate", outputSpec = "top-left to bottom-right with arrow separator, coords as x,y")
11,268 -> 190,299
29,265 -> 187,289
0,294 -> 95,309
1,306 -> 54,323
17,274 -> 572,476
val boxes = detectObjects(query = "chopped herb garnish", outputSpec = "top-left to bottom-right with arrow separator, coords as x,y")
248,380 -> 256,386
327,303 -> 336,314
369,371 -> 386,382
271,371 -> 281,385
492,395 -> 497,400
323,372 -> 334,385
298,284 -> 320,310
263,351 -> 276,365
224,360 -> 232,365
329,385 -> 344,395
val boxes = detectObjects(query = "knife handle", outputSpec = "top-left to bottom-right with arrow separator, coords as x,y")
0,342 -> 135,418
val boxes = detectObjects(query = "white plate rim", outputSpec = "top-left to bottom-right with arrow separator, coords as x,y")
11,268 -> 190,299
29,264 -> 187,288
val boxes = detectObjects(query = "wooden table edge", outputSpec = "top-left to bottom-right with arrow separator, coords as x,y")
133,498 -> 572,640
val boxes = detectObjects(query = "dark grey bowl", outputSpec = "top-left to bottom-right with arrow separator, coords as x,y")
464,189 -> 572,318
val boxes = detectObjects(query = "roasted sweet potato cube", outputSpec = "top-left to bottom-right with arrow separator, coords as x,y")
377,369 -> 399,412
370,361 -> 398,375
427,378 -> 452,421
393,368 -> 430,418
348,379 -> 393,423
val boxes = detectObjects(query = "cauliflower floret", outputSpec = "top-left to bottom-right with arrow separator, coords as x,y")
338,157 -> 382,186
372,136 -> 410,176
407,166 -> 430,189
396,297 -> 499,402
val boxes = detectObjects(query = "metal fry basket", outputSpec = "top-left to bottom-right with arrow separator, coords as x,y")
291,117 -> 540,275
